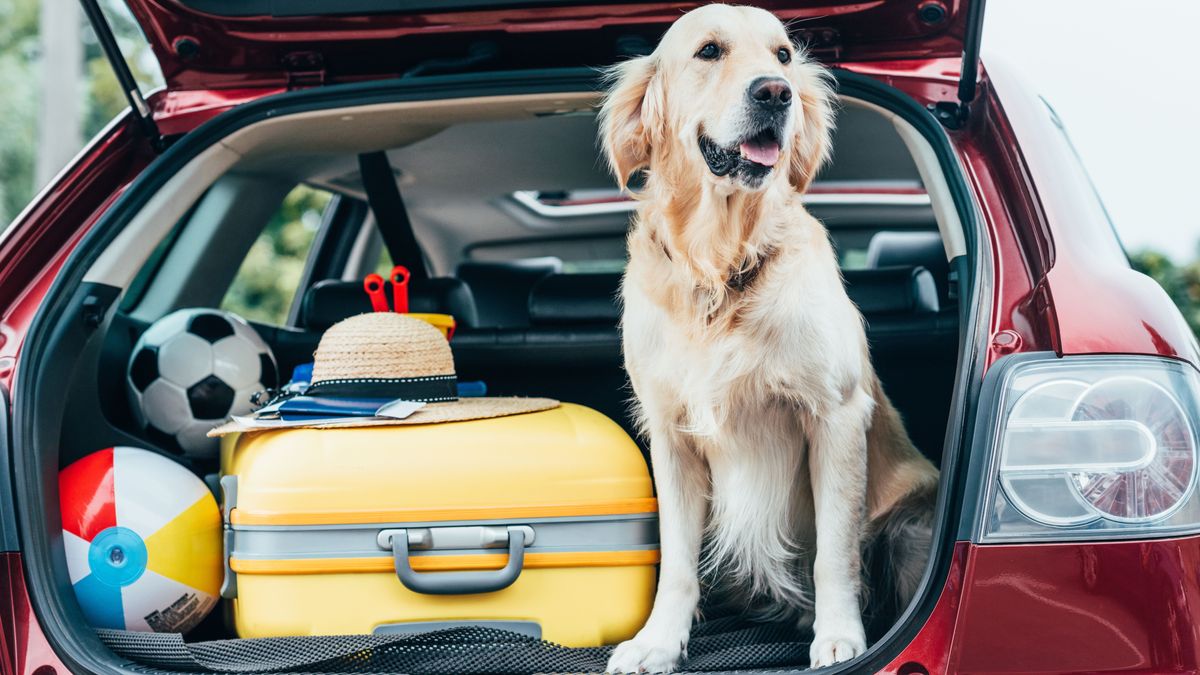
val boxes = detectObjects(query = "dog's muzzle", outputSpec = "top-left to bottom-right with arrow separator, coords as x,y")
699,135 -> 740,177
698,125 -> 783,185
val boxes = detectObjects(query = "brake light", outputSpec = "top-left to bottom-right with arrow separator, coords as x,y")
979,356 -> 1200,542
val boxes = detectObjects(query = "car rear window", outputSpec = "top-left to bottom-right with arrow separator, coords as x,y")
221,185 -> 332,324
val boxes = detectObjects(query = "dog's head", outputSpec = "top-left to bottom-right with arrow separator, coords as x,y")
600,4 -> 834,194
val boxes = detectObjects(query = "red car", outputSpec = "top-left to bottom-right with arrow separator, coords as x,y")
2,0 -> 1196,673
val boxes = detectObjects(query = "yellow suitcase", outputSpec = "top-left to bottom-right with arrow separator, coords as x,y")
219,403 -> 657,647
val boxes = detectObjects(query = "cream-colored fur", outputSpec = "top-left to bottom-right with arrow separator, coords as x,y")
599,5 -> 939,673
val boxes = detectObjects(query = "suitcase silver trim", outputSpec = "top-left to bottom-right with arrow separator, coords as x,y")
377,525 -> 536,551
230,515 -> 658,561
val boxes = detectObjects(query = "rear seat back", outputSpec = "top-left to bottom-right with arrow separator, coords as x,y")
866,230 -> 952,305
458,267 -> 954,459
300,266 -> 937,334
846,266 -> 939,315
294,265 -> 955,462
528,273 -> 621,326
457,258 -> 561,328
523,268 -> 939,324
300,277 -> 479,331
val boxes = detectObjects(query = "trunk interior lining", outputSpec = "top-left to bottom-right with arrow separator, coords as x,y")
14,69 -> 983,675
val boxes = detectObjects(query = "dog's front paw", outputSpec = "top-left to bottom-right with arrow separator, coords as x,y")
809,620 -> 866,668
606,635 -> 686,674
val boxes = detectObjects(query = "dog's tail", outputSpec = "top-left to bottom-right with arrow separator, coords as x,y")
860,481 -> 937,642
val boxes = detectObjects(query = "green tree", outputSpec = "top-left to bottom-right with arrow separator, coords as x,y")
220,186 -> 332,325
82,0 -> 160,140
0,0 -> 39,226
1130,249 -> 1200,334
0,0 -> 160,230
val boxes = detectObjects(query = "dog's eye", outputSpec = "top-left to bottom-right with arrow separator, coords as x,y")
777,48 -> 792,64
696,42 -> 722,61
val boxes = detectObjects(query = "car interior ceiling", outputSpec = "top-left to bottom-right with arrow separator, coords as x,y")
50,91 -> 963,649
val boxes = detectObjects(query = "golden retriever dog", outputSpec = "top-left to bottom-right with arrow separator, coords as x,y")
599,5 -> 939,673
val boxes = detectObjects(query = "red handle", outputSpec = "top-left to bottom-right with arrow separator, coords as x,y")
363,274 -> 389,312
390,265 -> 410,314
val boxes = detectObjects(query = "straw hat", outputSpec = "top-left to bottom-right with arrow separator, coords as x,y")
212,313 -> 557,434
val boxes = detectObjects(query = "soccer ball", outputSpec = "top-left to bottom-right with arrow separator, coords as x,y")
127,309 -> 277,458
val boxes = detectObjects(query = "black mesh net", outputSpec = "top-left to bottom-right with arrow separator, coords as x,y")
97,617 -> 811,674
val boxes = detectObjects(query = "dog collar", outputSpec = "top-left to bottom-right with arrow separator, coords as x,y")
727,247 -> 775,292
656,236 -> 772,293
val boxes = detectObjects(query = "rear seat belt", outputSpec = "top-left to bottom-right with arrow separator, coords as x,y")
357,152 -> 429,281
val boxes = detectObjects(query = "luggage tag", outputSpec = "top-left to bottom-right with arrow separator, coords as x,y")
376,399 -> 425,419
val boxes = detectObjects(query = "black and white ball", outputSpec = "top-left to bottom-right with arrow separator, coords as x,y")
127,309 -> 277,458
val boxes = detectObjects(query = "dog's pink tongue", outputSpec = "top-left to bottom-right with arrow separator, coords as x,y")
740,140 -> 780,167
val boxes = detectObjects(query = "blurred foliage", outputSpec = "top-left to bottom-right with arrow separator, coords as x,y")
1,0 -> 322,327
0,0 -> 160,229
1130,249 -> 1200,334
84,46 -> 154,139
373,248 -> 395,277
221,186 -> 332,325
0,0 -> 39,226
82,0 -> 160,138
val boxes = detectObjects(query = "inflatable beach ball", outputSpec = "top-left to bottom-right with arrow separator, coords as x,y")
60,447 -> 221,633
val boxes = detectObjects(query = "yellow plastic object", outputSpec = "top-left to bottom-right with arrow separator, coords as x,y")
223,403 -> 657,646
233,566 -> 655,647
406,312 -> 456,340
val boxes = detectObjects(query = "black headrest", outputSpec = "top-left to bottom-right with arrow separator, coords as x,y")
524,267 -> 935,327
458,257 -> 563,282
301,278 -> 479,331
528,273 -> 621,325
456,258 -> 562,328
844,266 -> 939,315
866,231 -> 947,274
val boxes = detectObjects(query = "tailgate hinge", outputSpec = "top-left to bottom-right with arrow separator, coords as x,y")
283,51 -> 327,89
793,27 -> 841,61
930,0 -> 987,130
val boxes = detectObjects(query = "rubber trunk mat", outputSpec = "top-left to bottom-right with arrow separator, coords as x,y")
97,616 -> 811,674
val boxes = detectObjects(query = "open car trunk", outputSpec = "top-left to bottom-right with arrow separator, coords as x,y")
12,66 -> 982,674
113,0 -> 985,91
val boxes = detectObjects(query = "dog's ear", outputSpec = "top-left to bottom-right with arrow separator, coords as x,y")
787,57 -> 836,193
598,55 -> 663,190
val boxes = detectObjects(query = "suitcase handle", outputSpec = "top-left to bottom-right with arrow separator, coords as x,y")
387,527 -> 527,595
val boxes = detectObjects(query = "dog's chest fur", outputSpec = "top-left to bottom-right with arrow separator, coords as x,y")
621,215 -> 872,608
623,218 -> 868,432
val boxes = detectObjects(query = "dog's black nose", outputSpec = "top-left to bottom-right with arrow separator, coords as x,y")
748,77 -> 792,109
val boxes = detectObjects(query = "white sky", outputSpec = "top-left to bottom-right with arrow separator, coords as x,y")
984,1 -> 1200,260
